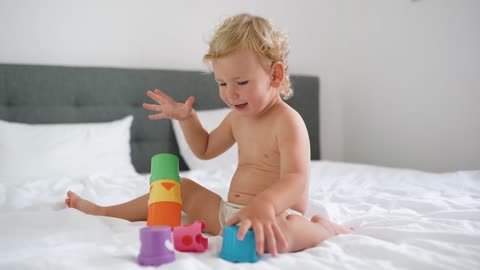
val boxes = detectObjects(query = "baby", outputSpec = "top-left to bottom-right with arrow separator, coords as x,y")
65,13 -> 351,256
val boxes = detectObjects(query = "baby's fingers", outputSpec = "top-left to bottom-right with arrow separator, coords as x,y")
184,96 -> 195,108
154,89 -> 175,103
146,89 -> 167,104
225,213 -> 240,227
273,224 -> 288,252
142,103 -> 161,111
147,113 -> 166,120
237,219 -> 252,241
143,103 -> 166,120
265,226 -> 277,256
253,223 -> 265,255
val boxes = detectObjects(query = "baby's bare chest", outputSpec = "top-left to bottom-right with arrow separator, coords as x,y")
233,121 -> 281,167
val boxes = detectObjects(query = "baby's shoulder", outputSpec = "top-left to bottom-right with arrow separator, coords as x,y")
272,102 -> 304,125
271,103 -> 308,140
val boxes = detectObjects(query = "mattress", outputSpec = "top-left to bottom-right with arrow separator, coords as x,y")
1,161 -> 479,269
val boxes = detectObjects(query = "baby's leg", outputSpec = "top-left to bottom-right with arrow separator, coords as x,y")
65,178 -> 223,235
180,178 -> 222,235
65,191 -> 149,221
276,214 -> 353,253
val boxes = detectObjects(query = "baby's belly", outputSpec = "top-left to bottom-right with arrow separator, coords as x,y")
227,164 -> 278,205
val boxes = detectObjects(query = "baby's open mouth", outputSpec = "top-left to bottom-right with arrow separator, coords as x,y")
234,102 -> 248,109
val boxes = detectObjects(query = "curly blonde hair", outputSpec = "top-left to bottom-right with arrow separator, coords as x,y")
203,13 -> 293,100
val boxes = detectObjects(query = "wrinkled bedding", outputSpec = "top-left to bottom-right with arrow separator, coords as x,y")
1,161 -> 479,270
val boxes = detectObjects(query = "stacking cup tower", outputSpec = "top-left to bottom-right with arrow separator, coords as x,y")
147,153 -> 182,228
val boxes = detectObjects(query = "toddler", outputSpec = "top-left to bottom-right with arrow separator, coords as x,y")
65,13 -> 351,256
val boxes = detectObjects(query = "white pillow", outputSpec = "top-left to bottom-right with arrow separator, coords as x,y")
0,116 -> 138,182
171,108 -> 238,171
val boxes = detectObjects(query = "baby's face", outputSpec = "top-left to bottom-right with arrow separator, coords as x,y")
212,48 -> 279,116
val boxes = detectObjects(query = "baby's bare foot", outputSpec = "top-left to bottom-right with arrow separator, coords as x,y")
311,215 -> 354,235
65,191 -> 105,216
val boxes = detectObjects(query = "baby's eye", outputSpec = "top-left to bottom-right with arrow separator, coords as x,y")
237,81 -> 249,86
218,82 -> 227,87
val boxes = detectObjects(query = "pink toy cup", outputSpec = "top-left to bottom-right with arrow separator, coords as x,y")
173,220 -> 208,252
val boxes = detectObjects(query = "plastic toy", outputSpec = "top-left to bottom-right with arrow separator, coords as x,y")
173,220 -> 209,252
147,153 -> 182,228
138,226 -> 175,266
219,225 -> 259,263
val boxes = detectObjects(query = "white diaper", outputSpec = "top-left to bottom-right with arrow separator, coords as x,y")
218,200 -> 303,228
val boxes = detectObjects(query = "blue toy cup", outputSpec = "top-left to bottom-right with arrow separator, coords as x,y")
220,225 -> 259,263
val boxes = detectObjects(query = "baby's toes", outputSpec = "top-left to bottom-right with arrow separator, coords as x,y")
66,190 -> 76,198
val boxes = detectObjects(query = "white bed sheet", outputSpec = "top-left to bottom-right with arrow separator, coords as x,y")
0,161 -> 479,270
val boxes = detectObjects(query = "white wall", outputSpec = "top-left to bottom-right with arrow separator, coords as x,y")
341,0 -> 480,171
1,0 -> 478,172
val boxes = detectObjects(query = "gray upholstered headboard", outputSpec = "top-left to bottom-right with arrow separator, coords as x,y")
0,63 -> 320,173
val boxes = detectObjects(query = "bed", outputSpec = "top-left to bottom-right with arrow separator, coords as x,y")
1,63 -> 479,269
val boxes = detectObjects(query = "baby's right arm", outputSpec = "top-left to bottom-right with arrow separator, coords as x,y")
143,89 -> 235,160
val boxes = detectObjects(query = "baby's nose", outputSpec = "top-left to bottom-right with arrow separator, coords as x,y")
226,88 -> 240,100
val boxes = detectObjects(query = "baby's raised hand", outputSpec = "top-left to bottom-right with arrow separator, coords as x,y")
226,200 -> 288,257
143,89 -> 195,121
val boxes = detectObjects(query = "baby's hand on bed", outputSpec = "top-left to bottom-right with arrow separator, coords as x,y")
143,89 -> 195,120
226,200 -> 287,257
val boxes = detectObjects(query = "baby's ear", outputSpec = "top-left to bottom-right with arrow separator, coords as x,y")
270,61 -> 285,88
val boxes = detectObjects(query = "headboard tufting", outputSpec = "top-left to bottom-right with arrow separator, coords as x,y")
0,63 -> 320,173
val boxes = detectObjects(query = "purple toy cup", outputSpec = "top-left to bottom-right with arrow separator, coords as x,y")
138,226 -> 176,266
